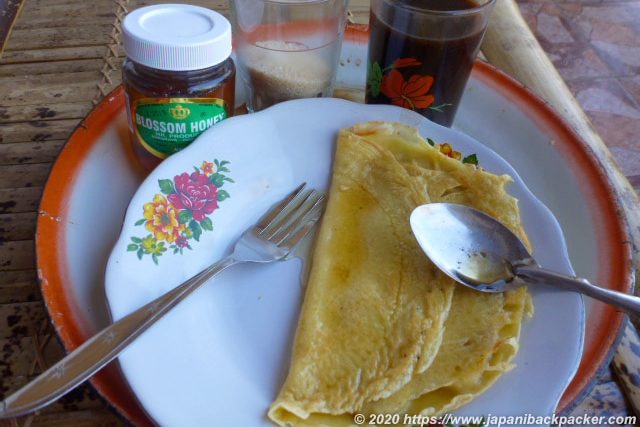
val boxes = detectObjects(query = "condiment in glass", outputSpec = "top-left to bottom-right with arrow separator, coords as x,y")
230,0 -> 348,112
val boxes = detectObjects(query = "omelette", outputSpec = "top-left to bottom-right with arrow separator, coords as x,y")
269,122 -> 532,426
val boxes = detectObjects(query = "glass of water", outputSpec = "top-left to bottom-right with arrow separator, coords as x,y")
230,0 -> 349,112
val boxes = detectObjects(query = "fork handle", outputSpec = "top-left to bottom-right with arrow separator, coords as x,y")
0,256 -> 238,419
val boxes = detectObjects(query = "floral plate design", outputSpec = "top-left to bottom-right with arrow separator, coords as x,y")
127,160 -> 233,264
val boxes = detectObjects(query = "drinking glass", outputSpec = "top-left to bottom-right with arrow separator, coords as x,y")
230,0 -> 349,112
365,0 -> 495,127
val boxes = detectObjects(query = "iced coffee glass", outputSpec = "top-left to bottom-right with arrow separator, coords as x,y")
365,0 -> 495,127
230,0 -> 349,112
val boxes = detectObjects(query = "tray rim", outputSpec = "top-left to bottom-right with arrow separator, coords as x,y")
470,61 -> 635,413
35,61 -> 633,426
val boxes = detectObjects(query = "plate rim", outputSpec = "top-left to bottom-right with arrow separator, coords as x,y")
35,63 -> 633,426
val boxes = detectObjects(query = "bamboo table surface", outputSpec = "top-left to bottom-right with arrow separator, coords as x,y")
0,0 -> 639,426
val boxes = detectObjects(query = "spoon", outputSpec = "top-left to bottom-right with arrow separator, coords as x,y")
410,203 -> 640,315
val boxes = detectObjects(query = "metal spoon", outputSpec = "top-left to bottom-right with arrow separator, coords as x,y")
410,203 -> 640,315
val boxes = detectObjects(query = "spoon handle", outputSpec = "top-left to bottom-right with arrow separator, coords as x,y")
516,265 -> 640,316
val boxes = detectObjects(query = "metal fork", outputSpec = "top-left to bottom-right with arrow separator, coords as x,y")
0,183 -> 325,419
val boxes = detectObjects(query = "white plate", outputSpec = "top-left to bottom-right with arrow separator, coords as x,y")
105,98 -> 583,426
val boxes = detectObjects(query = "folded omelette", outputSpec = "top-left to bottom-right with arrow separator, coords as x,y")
269,122 -> 532,426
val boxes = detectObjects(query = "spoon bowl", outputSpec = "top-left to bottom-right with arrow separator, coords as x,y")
410,203 -> 640,315
410,203 -> 533,292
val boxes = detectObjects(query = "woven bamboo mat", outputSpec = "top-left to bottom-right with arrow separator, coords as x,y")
0,1 -> 636,426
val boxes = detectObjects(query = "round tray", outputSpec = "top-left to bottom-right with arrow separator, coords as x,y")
36,31 -> 632,426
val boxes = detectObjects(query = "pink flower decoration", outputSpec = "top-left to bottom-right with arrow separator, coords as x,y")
168,172 -> 219,221
175,236 -> 189,248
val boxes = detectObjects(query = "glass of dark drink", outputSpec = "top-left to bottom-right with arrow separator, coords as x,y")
365,0 -> 495,127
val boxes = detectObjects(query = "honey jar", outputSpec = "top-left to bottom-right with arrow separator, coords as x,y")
122,4 -> 235,171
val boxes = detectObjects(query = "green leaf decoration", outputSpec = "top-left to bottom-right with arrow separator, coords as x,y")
137,248 -> 143,260
218,161 -> 230,173
173,248 -> 179,254
212,174 -> 234,186
462,154 -> 479,165
200,217 -> 213,231
367,61 -> 383,98
134,219 -> 146,226
178,210 -> 192,224
209,173 -> 226,187
374,62 -> 382,79
127,244 -> 138,251
427,138 -> 436,147
217,190 -> 230,201
131,236 -> 142,243
429,103 -> 453,113
158,179 -> 175,195
152,254 -> 159,265
189,220 -> 202,242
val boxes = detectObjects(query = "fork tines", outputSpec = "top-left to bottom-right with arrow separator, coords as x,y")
255,183 -> 307,232
258,184 -> 325,246
270,190 -> 325,246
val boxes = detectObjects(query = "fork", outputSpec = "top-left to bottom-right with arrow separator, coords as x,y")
0,183 -> 325,419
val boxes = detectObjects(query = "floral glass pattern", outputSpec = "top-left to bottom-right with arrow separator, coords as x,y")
367,58 -> 451,113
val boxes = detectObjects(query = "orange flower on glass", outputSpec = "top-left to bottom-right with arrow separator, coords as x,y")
380,70 -> 435,110
393,58 -> 422,69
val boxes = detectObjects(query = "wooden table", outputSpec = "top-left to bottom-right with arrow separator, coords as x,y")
0,0 -> 638,426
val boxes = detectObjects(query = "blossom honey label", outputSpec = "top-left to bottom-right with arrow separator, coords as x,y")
133,98 -> 228,158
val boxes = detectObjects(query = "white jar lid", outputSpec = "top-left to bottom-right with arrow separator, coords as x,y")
122,4 -> 232,71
